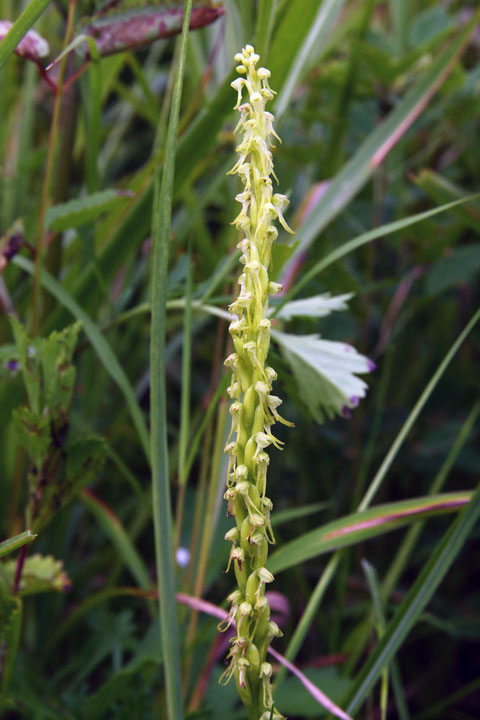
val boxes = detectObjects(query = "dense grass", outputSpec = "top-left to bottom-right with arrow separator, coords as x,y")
0,1 -> 479,719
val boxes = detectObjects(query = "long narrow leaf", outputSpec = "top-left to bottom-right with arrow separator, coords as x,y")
343,484 -> 480,715
282,11 -> 480,274
0,530 -> 36,559
274,0 -> 345,119
81,490 -> 151,591
276,194 -> 480,314
269,492 -> 471,573
149,2 -> 193,718
358,306 -> 480,510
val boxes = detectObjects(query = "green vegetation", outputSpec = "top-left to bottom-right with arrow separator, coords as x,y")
0,2 -> 479,719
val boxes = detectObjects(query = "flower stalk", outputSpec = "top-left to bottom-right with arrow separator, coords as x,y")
220,44 -> 293,720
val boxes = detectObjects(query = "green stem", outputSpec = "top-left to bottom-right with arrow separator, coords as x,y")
150,1 -> 193,718
31,0 -> 76,336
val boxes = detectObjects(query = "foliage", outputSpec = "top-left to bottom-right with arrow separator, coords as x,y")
0,1 -> 479,719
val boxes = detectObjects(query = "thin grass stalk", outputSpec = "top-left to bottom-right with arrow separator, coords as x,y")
344,399 -> 480,677
178,249 -> 193,487
272,194 -> 480,317
275,552 -> 340,687
184,307 -> 229,587
31,0 -> 76,336
344,482 -> 480,715
174,252 -> 193,561
358,306 -> 480,511
362,560 -> 389,720
184,420 -> 212,592
150,1 -> 193,718
184,398 -> 228,690
390,662 -> 412,720
278,306 -> 480,683
381,398 -> 480,598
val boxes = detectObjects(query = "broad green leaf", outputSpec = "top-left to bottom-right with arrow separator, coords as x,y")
282,11 -> 480,274
269,492 -> 472,573
34,436 -> 106,533
9,318 -> 81,418
425,244 -> 480,297
38,322 -> 81,415
343,485 -> 480,715
409,6 -> 453,48
13,256 -> 150,463
11,406 -> 51,470
81,490 -> 151,591
0,531 -> 36,559
0,554 -> 71,595
0,0 -> 52,70
46,190 -> 133,232
272,328 -> 373,422
10,316 -> 41,414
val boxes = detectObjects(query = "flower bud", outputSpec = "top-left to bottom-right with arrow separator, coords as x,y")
257,567 -> 274,585
227,589 -> 243,605
239,601 -> 253,618
225,527 -> 240,544
268,281 -> 283,295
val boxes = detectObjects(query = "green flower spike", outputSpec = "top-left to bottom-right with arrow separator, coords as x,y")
220,45 -> 294,720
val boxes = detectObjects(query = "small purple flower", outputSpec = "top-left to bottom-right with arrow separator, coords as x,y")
5,359 -> 19,374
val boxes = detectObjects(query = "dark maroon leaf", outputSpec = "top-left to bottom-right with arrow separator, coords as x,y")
80,4 -> 224,58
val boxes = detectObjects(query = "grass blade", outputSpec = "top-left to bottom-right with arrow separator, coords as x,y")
274,0 -> 345,120
254,0 -> 276,60
178,251 -> 193,486
149,1 -> 193,718
0,0 -> 52,70
358,306 -> 480,510
343,483 -> 480,715
282,10 -> 480,273
269,492 -> 471,573
382,400 -> 480,598
275,193 -> 480,314
0,530 -> 36,559
362,560 -> 389,720
81,490 -> 151,591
